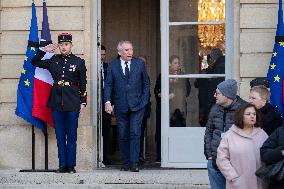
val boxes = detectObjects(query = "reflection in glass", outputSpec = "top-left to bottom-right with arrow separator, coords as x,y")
169,0 -> 226,61
198,0 -> 225,48
169,55 -> 183,75
169,25 -> 225,74
169,78 -> 191,127
170,25 -> 199,74
169,77 -> 225,127
169,0 -> 225,22
198,0 -> 225,22
169,0 -> 198,22
199,25 -> 225,48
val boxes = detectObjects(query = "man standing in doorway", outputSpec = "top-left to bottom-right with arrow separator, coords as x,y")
101,45 -> 112,165
31,33 -> 87,173
204,79 -> 245,189
104,41 -> 150,172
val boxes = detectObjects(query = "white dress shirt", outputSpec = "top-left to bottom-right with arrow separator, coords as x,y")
120,58 -> 131,74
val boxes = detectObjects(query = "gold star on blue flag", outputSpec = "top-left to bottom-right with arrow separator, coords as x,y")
267,0 -> 284,116
15,2 -> 45,132
24,79 -> 30,86
21,68 -> 26,74
270,63 -> 276,69
274,75 -> 281,82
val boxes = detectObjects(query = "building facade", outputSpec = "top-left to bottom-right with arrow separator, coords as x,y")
0,0 -> 277,170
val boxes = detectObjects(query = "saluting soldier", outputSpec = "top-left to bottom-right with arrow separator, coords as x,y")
31,33 -> 87,173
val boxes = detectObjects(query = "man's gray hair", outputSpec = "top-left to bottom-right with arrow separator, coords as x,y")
117,40 -> 133,51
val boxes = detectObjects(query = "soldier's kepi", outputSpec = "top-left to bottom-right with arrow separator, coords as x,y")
58,33 -> 72,43
31,32 -> 87,174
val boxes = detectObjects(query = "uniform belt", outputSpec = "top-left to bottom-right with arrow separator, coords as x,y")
55,81 -> 79,86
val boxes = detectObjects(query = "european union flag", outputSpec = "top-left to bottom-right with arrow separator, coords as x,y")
267,0 -> 284,116
15,2 -> 45,132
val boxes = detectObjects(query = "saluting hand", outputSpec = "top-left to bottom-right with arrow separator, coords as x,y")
44,43 -> 58,53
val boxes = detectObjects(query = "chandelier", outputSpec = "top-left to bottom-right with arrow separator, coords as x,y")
198,0 -> 225,48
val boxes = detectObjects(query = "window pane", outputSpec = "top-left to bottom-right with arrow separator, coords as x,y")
169,0 -> 225,22
169,25 -> 225,74
169,77 -> 224,127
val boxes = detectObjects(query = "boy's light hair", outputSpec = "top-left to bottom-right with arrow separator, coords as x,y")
250,85 -> 270,102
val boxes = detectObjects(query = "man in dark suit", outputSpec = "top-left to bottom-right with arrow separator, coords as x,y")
104,41 -> 150,172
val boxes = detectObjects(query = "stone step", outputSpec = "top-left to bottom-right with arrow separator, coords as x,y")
0,169 -> 209,189
1,184 -> 209,189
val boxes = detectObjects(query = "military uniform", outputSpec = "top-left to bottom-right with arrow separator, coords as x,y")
31,33 -> 87,173
31,51 -> 87,111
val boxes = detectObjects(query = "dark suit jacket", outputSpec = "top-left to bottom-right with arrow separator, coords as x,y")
104,58 -> 150,113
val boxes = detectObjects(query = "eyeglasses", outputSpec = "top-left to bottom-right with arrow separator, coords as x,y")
215,91 -> 222,96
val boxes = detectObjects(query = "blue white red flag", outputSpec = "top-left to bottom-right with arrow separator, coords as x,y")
15,2 -> 45,132
32,1 -> 54,127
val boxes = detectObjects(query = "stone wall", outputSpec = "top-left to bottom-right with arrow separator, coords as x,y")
239,0 -> 278,101
0,0 -> 95,170
0,0 -> 279,170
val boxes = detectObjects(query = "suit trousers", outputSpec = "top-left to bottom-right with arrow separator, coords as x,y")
52,110 -> 79,168
116,108 -> 145,165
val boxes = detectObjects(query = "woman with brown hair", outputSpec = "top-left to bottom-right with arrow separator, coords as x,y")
168,55 -> 191,127
216,103 -> 268,189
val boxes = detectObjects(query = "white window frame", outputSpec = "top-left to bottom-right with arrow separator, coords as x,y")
160,0 -> 234,167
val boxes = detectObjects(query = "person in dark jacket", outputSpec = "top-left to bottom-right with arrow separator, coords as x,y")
31,33 -> 87,173
204,79 -> 246,189
101,45 -> 112,165
260,126 -> 284,189
168,55 -> 191,127
195,48 -> 225,127
249,85 -> 283,136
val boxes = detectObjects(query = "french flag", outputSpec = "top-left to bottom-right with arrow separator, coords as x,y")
32,1 -> 54,127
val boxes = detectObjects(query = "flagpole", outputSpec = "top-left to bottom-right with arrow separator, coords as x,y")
44,123 -> 49,170
20,124 -> 55,172
20,125 -> 35,172
19,1 -> 55,172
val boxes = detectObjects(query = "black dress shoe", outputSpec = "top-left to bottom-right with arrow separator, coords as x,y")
130,163 -> 139,172
67,167 -> 76,173
120,164 -> 129,171
56,166 -> 67,173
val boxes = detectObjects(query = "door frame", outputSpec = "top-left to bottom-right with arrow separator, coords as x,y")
160,0 -> 235,168
92,0 -> 236,168
92,0 -> 104,168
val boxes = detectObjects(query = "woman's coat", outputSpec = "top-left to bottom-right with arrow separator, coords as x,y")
216,125 -> 268,189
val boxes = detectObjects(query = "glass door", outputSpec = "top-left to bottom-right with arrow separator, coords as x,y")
161,0 -> 228,168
